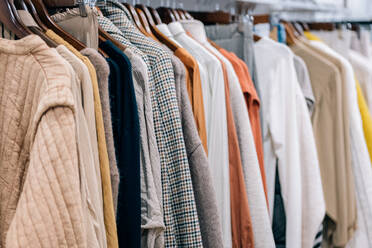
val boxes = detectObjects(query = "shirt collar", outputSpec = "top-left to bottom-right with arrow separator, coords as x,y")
180,20 -> 208,44
0,35 -> 47,55
157,23 -> 174,38
168,21 -> 185,37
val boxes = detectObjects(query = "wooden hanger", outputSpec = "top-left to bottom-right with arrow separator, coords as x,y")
122,3 -> 148,35
282,22 -> 297,45
8,0 -> 57,47
14,0 -> 57,47
188,11 -> 231,25
183,10 -> 193,20
291,22 -> 304,36
135,7 -> 158,40
253,34 -> 261,42
99,26 -> 126,50
0,0 -> 30,38
30,0 -> 86,50
252,14 -> 270,42
307,22 -> 335,31
43,0 -> 76,8
176,9 -> 186,20
269,25 -> 278,41
149,6 -> 162,25
43,0 -> 87,17
294,22 -> 305,36
299,22 -> 310,31
171,9 -> 180,21
22,0 -> 47,31
14,0 -> 27,11
157,7 -> 176,24
6,0 -> 34,35
253,14 -> 270,25
30,0 -> 110,57
136,4 -> 178,51
287,22 -> 301,38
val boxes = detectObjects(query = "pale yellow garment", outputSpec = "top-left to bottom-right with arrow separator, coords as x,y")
292,40 -> 357,247
305,29 -> 372,167
304,31 -> 323,42
356,81 -> 372,162
46,29 -> 119,248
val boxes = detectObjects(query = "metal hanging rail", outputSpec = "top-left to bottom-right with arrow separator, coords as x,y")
235,0 -> 346,13
234,0 -> 355,23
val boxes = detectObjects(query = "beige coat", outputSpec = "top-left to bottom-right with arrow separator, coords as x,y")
0,35 -> 86,247
292,41 -> 357,247
57,45 -> 107,248
46,30 -> 118,248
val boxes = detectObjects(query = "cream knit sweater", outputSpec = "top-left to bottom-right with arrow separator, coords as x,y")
0,35 -> 86,248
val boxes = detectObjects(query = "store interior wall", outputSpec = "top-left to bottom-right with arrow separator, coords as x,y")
141,0 -> 371,18
346,0 -> 371,17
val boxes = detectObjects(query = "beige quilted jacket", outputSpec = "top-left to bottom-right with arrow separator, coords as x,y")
0,35 -> 86,247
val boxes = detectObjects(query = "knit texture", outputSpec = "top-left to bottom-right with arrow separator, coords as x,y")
0,35 -> 85,248
81,48 -> 120,212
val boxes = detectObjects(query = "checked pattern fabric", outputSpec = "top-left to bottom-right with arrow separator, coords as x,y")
96,1 -> 203,247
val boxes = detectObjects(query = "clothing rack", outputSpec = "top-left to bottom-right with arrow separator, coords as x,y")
1,1 -> 372,248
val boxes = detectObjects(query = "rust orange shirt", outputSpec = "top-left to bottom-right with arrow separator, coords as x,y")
174,48 -> 208,154
199,44 -> 254,248
219,49 -> 269,209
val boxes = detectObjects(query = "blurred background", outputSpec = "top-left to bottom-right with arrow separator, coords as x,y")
132,0 -> 372,21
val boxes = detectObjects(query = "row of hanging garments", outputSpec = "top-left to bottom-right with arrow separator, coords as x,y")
0,0 -> 372,248
240,18 -> 372,248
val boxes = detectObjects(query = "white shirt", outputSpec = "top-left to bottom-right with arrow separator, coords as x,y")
348,50 -> 372,111
255,37 -> 325,248
181,19 -> 275,248
156,23 -> 209,122
350,30 -> 371,58
56,46 -> 107,248
156,24 -> 183,48
168,21 -> 232,248
308,40 -> 372,248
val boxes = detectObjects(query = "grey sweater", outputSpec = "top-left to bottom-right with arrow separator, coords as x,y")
81,48 -> 120,212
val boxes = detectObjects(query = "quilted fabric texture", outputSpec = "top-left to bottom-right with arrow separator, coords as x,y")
0,35 -> 86,248
45,30 -> 119,248
96,1 -> 203,247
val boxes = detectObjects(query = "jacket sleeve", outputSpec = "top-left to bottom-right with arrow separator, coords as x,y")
6,106 -> 86,248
